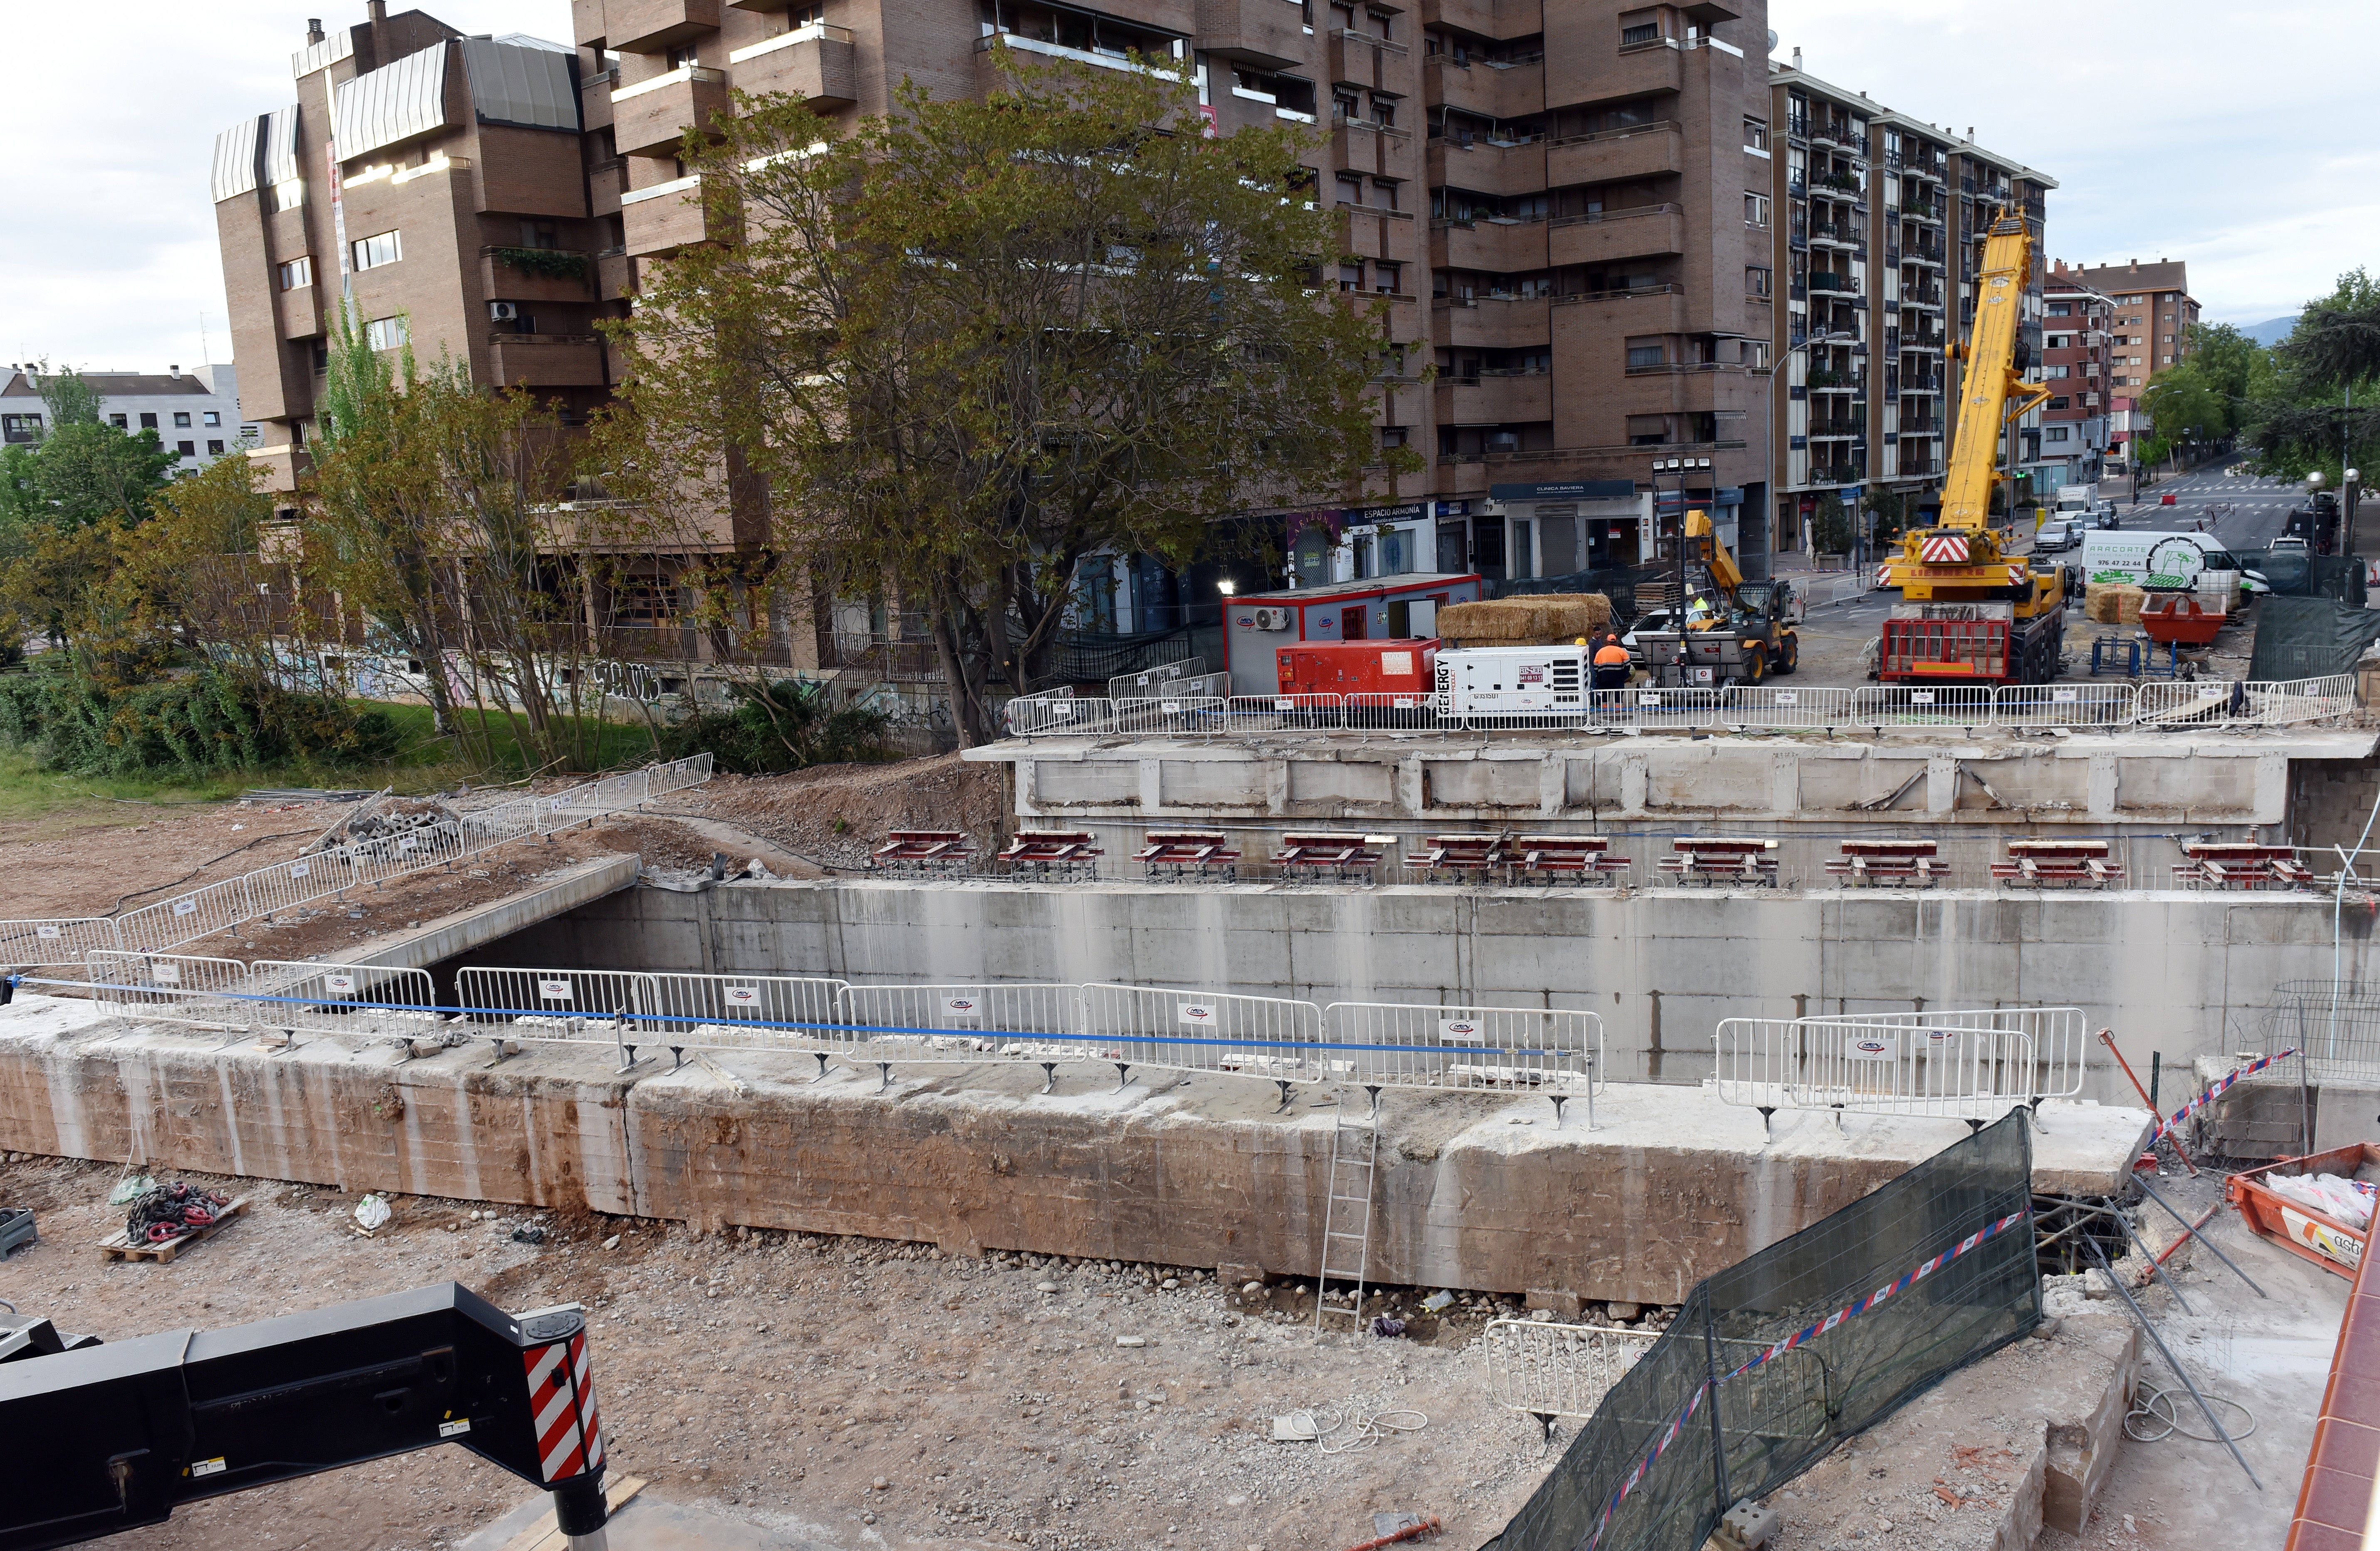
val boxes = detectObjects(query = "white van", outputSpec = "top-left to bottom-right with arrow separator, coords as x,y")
2079,530 -> 2264,598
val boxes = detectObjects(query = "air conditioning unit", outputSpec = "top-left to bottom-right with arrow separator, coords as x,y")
1251,607 -> 1293,631
488,302 -> 520,322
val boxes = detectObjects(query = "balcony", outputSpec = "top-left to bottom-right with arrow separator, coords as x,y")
1807,218 -> 1854,250
1434,370 -> 1552,425
1328,29 -> 1406,91
728,23 -> 858,107
1593,34 -> 1684,99
1550,282 -> 1687,336
1900,283 -> 1944,311
1900,374 -> 1943,395
1904,240 -> 1944,267
1547,202 -> 1683,267
1909,159 -> 1945,184
1804,370 -> 1864,394
621,173 -> 724,257
578,67 -> 615,132
1429,216 -> 1547,272
480,247 -> 597,303
612,65 -> 729,156
1340,120 -> 1419,180
274,285 -> 321,342
1431,293 -> 1551,349
1196,0 -> 1306,69
1546,119 -> 1681,187
1427,135 -> 1543,197
1898,416 -> 1944,436
597,249 -> 633,300
1421,0 -> 1544,41
1432,438 -> 1745,496
608,0 -> 721,52
1428,55 -> 1543,121
1807,173 -> 1864,204
589,157 -> 624,217
487,334 -> 608,389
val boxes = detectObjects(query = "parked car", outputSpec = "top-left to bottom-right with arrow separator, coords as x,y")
2033,519 -> 2087,554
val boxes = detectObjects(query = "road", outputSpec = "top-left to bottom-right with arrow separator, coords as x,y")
2110,465 -> 2304,555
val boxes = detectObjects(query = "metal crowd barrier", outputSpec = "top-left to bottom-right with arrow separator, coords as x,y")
0,756 -> 712,966
62,961 -> 1609,1116
1480,1318 -> 1662,1425
1000,678 -> 2354,740
1713,1005 -> 2083,1124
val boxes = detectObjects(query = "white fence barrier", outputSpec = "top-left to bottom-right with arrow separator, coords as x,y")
1480,1319 -> 1661,1422
81,951 -> 437,1041
1323,1002 -> 1604,1094
0,917 -> 121,969
1078,983 -> 1328,1084
838,982 -> 1082,1066
1713,1005 -> 2083,1121
999,677 -> 2355,739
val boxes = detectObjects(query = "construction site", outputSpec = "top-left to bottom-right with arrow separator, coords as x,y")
0,661 -> 2370,1551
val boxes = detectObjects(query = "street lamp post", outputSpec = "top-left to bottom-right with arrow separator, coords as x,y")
2346,468 -> 2363,560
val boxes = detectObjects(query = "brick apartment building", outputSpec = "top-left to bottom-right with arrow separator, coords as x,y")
210,4 -> 614,505
213,3 -> 2068,676
1761,58 -> 2055,563
2062,258 -> 2196,476
0,365 -> 250,473
2038,266 -> 2113,489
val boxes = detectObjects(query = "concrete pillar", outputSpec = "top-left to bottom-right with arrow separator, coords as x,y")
2254,752 -> 2289,825
1263,758 -> 1289,815
1770,751 -> 1800,813
2087,753 -> 2119,818
1926,756 -> 1958,814
1139,759 -> 1163,814
1538,755 -> 1565,817
1621,755 -> 1649,813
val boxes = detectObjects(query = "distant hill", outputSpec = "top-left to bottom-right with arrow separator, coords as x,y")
2239,315 -> 2299,346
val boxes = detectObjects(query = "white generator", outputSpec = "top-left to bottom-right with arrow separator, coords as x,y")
1437,645 -> 1588,716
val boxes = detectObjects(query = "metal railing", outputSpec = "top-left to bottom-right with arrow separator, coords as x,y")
1713,1005 -> 2083,1120
1481,1318 -> 1662,1422
0,756 -> 713,967
1001,678 -> 2356,741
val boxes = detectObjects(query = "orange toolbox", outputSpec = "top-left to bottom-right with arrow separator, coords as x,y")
2226,1142 -> 2378,1281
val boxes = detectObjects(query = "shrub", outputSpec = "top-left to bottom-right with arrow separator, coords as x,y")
654,679 -> 894,775
0,667 -> 398,778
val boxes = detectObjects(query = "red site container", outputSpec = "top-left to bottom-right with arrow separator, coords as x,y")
2227,1142 -> 2377,1282
1276,639 -> 1441,696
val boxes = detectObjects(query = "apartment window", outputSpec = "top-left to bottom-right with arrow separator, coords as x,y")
309,341 -> 330,372
207,439 -> 225,456
1335,90 -> 1359,121
1379,426 -> 1407,451
273,178 -> 305,212
278,255 -> 314,291
1334,174 -> 1364,206
520,220 -> 561,250
1745,193 -> 1770,229
2162,332 -> 2176,343
365,315 -> 409,352
1371,99 -> 1396,128
1366,8 -> 1395,38
667,43 -> 700,67
139,412 -> 159,429
1744,118 -> 1768,153
1372,179 -> 1399,211
2042,365 -> 2067,379
1620,20 -> 1659,45
2161,354 -> 2173,364
204,411 -> 220,426
2045,426 -> 2069,443
1746,266 -> 1771,297
351,230 -> 402,270
2047,301 -> 2070,316
1626,339 -> 1665,369
0,413 -> 41,442
1748,341 -> 1770,370
1338,263 -> 1364,291
176,440 -> 196,456
109,414 -> 127,429
1376,261 -> 1402,294
2048,396 -> 2070,411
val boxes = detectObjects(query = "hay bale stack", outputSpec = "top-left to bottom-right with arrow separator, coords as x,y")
2085,583 -> 2146,627
1436,593 -> 1612,646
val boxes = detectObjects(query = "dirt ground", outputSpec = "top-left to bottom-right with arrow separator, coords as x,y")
661,756 -> 1007,873
0,1155 -> 1583,1551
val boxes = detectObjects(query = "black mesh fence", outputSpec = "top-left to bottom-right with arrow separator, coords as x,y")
1481,1110 -> 2038,1551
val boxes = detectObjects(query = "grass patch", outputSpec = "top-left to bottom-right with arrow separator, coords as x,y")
0,700 -> 669,835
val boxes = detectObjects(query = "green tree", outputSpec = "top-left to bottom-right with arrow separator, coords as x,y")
2244,269 -> 2380,483
607,50 -> 1411,744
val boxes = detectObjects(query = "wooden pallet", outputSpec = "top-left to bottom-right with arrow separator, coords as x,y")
99,1197 -> 249,1264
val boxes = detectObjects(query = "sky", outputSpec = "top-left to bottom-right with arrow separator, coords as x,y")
1,0 -> 2373,374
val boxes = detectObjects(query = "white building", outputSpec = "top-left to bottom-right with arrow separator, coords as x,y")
0,364 -> 251,476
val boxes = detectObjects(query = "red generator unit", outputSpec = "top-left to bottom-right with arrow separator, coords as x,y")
1277,639 -> 1441,698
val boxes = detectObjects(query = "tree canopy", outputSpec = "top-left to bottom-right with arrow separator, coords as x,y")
602,50 -> 1413,743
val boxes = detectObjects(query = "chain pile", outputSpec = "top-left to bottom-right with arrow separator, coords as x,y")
125,1182 -> 233,1246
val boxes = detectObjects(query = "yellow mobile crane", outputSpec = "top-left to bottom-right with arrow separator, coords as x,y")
1877,209 -> 2068,684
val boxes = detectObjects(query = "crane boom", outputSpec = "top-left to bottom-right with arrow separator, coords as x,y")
1938,212 -> 2052,531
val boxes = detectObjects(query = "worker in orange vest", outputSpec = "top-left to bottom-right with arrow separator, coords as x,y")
1592,631 -> 1631,690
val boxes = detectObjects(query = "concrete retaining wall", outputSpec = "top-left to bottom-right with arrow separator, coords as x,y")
0,998 -> 2144,1303
477,877 -> 2376,1102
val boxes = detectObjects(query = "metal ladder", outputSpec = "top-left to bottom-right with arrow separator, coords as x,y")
1314,1091 -> 1379,1332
